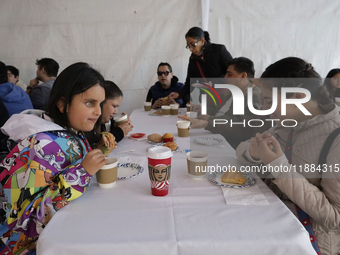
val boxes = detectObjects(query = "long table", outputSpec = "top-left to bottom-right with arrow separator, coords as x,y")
37,108 -> 316,255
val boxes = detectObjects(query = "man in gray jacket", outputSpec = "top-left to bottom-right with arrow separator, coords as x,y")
26,58 -> 59,110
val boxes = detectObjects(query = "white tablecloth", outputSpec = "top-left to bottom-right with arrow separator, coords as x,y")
37,108 -> 316,255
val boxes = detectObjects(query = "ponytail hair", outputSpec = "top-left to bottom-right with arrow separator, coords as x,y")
260,57 -> 332,106
323,68 -> 340,101
185,27 -> 211,43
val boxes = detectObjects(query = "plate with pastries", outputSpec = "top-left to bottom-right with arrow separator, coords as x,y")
148,110 -> 163,116
147,133 -> 179,152
147,133 -> 176,145
209,170 -> 255,188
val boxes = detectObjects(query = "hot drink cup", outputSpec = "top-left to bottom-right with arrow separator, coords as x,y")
147,147 -> 173,196
170,104 -> 179,115
114,114 -> 128,125
186,111 -> 197,119
161,105 -> 171,117
186,151 -> 208,179
96,158 -> 118,188
144,102 -> 152,111
177,120 -> 190,137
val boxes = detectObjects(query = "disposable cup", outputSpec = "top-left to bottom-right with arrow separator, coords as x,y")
186,111 -> 197,118
161,106 -> 171,117
177,120 -> 190,137
114,114 -> 128,125
144,102 -> 152,111
96,158 -> 118,188
186,151 -> 208,179
186,104 -> 191,112
147,146 -> 173,196
170,104 -> 179,115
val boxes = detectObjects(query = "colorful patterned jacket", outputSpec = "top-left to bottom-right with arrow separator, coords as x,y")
0,110 -> 93,254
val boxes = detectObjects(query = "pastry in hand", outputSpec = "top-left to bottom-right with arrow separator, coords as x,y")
100,132 -> 116,156
147,133 -> 162,143
162,97 -> 168,105
221,171 -> 246,184
162,133 -> 173,143
163,142 -> 177,151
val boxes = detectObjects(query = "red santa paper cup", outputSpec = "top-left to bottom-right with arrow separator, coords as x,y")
147,146 -> 173,196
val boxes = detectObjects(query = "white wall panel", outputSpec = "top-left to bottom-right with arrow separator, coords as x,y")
0,0 -> 201,114
209,0 -> 340,78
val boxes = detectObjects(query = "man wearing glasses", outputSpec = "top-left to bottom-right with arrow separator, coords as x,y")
146,62 -> 185,109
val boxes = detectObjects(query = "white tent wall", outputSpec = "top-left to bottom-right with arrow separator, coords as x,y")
208,0 -> 340,78
0,0 -> 201,114
1,0 -> 340,114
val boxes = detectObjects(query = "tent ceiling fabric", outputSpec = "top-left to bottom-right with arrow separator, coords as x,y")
0,0 -> 339,114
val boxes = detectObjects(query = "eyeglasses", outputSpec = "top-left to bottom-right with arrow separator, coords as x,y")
186,40 -> 199,49
157,71 -> 171,76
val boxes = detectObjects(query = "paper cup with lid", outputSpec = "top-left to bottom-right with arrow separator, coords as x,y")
161,105 -> 171,116
170,104 -> 179,115
147,146 -> 173,196
177,120 -> 190,137
144,102 -> 152,111
186,151 -> 208,179
114,114 -> 128,125
96,158 -> 118,188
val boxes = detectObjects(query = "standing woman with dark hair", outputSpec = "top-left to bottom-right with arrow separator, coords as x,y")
168,27 -> 232,109
323,68 -> 340,101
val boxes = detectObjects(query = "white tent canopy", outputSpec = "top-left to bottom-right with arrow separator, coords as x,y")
1,0 -> 339,114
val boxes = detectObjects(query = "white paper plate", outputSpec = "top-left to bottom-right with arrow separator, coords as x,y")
117,163 -> 144,180
209,172 -> 255,188
148,111 -> 163,116
194,137 -> 223,146
148,138 -> 176,145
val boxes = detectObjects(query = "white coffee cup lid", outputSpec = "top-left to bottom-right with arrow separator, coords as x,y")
161,105 -> 170,109
114,114 -> 128,122
148,146 -> 173,159
187,151 -> 208,162
177,120 -> 190,129
170,104 -> 179,109
144,102 -> 152,106
101,158 -> 118,169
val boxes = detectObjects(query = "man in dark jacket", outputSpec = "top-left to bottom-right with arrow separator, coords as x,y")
146,62 -> 185,109
26,58 -> 59,110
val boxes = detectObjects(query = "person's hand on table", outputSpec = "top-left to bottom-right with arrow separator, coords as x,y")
81,149 -> 108,175
168,92 -> 179,100
152,98 -> 163,109
197,114 -> 210,120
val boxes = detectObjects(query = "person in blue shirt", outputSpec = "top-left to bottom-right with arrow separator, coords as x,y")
146,62 -> 185,109
0,61 -> 33,159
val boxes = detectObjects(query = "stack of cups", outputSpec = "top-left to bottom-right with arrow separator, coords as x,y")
144,102 -> 152,111
170,104 -> 179,115
177,120 -> 190,137
161,105 -> 171,117
186,151 -> 208,179
147,147 -> 173,196
114,114 -> 128,125
96,158 -> 118,188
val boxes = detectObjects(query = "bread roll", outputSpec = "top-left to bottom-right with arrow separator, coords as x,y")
163,142 -> 177,151
147,133 -> 162,143
221,171 -> 246,184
